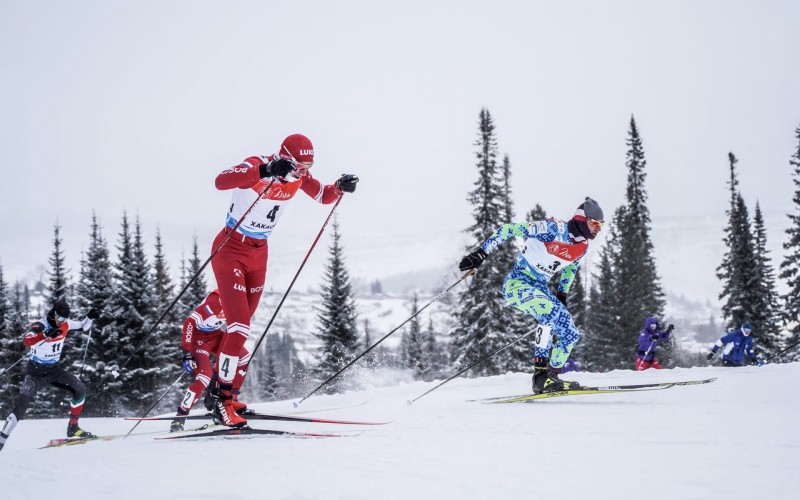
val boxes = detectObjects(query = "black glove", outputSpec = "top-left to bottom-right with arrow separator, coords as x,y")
86,307 -> 101,320
459,249 -> 487,271
649,334 -> 659,341
336,174 -> 359,193
667,324 -> 674,332
706,352 -> 714,361
556,292 -> 568,307
45,327 -> 61,339
259,158 -> 295,179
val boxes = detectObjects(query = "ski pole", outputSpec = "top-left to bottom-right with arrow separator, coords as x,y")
115,179 -> 275,377
123,371 -> 186,439
0,340 -> 46,381
637,341 -> 655,371
0,354 -> 28,380
250,196 -> 343,359
295,269 -> 477,407
765,338 -> 800,363
407,327 -> 536,405
78,325 -> 93,379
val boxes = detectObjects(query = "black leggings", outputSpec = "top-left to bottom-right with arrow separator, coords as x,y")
12,362 -> 85,420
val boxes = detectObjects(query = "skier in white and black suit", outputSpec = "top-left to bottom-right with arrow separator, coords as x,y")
0,300 -> 99,451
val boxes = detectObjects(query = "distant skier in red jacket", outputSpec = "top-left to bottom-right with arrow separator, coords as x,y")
210,133 -> 358,427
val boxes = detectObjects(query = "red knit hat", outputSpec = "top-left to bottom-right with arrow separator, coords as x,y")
280,134 -> 314,164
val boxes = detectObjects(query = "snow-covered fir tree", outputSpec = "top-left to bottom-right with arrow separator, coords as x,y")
111,213 -> 159,414
0,282 -> 30,415
779,124 -> 800,361
585,220 -> 625,371
312,216 -> 359,393
0,265 -> 17,412
46,223 -> 71,304
177,236 -> 208,320
244,331 -> 306,401
451,108 -> 514,376
361,319 -> 377,368
611,116 -> 665,361
750,202 -> 781,355
717,153 -> 759,330
419,316 -> 446,381
403,295 -> 423,374
73,213 -> 119,416
564,264 -> 590,369
149,228 -> 183,412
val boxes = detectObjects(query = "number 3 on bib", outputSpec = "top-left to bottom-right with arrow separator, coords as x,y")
533,324 -> 553,350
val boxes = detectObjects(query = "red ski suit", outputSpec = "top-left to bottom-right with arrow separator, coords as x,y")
177,290 -> 227,412
212,155 -> 341,387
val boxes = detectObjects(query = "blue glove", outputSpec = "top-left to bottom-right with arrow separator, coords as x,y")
182,352 -> 197,374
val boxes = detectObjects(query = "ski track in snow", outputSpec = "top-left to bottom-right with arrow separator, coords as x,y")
0,365 -> 797,500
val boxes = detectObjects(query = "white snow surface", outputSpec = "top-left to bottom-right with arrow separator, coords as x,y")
1,364 -> 797,500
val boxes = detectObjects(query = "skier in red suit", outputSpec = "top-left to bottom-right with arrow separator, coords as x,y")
170,290 -> 231,432
211,133 -> 359,427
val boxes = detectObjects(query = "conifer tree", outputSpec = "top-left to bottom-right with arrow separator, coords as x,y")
150,229 -> 182,410
178,236 -> 208,319
312,216 -> 359,393
46,223 -> 71,304
111,214 -> 158,413
73,213 -> 118,415
779,124 -> 800,360
569,266 -> 588,332
420,316 -> 445,381
750,202 -> 781,355
584,221 -> 624,370
527,204 -> 547,221
0,265 -> 17,412
405,295 -> 423,375
0,283 -> 31,413
717,153 -> 758,330
611,116 -> 665,361
0,262 -> 9,352
263,353 -> 279,400
451,108 -> 514,376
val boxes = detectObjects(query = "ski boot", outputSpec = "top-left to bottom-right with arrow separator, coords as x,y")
231,399 -> 254,416
532,357 -> 581,394
532,357 -> 550,394
203,389 -> 215,412
67,423 -> 95,439
211,387 -> 247,428
170,420 -> 185,433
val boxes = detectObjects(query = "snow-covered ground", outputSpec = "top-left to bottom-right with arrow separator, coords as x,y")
1,363 -> 797,500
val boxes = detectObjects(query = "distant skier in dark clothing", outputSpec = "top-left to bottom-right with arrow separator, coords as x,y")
635,317 -> 673,370
706,321 -> 763,367
0,300 -> 100,451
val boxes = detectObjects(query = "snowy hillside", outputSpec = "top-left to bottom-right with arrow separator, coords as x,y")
1,364 -> 797,500
249,288 -> 458,364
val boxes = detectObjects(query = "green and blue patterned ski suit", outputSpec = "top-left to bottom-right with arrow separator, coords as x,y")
480,219 -> 589,370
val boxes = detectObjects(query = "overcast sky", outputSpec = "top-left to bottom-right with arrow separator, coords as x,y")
2,1 -> 799,303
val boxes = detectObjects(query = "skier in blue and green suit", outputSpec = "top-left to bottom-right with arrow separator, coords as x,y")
459,197 -> 604,394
